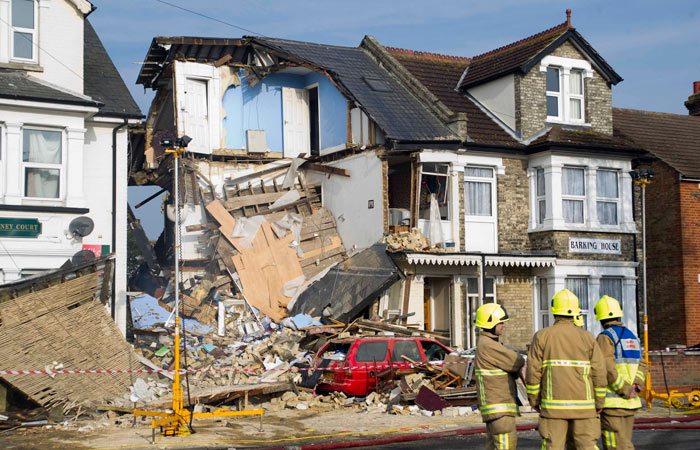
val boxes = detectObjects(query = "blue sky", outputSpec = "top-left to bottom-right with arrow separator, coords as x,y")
96,0 -> 698,238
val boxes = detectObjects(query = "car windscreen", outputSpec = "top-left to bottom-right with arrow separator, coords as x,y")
391,340 -> 421,362
354,341 -> 389,362
421,340 -> 449,362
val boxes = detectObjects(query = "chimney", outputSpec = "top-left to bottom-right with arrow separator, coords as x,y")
685,81 -> 700,116
566,9 -> 572,28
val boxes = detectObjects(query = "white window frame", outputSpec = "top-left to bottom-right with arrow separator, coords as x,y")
562,166 -> 586,224
419,162 -> 451,220
537,277 -> 551,329
565,276 -> 590,330
540,55 -> 592,125
596,168 -> 620,226
10,0 -> 38,63
536,167 -> 546,225
464,165 -> 495,218
21,126 -> 65,200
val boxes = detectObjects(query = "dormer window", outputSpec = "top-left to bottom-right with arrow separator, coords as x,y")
11,0 -> 37,62
541,55 -> 592,125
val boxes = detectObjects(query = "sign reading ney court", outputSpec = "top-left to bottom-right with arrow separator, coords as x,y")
568,237 -> 621,255
0,218 -> 42,238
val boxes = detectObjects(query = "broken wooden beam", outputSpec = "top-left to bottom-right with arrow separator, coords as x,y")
303,162 -> 350,177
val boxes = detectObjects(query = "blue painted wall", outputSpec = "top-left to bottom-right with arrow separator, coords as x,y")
222,71 -> 347,152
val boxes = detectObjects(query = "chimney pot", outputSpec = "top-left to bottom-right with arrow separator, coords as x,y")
694,81 -> 700,95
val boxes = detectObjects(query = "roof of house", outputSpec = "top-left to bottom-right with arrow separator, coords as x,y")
457,22 -> 622,90
0,69 -> 101,107
613,108 -> 700,178
252,37 -> 459,143
527,124 -> 642,154
387,48 -> 520,147
84,19 -> 142,118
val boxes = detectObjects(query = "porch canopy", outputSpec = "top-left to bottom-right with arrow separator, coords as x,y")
403,252 -> 556,268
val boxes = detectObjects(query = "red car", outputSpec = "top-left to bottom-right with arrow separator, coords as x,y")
312,336 -> 453,397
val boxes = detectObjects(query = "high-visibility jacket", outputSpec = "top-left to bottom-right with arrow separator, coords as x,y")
475,330 -> 525,422
526,318 -> 607,419
597,323 -> 645,411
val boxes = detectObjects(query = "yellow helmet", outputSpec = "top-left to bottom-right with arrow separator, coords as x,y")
551,289 -> 580,317
474,303 -> 510,329
594,295 -> 623,321
573,314 -> 584,327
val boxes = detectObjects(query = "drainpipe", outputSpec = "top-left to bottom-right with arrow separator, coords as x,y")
111,119 -> 128,319
480,254 -> 486,303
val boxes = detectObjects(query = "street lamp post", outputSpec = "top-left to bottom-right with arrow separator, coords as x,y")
629,167 -> 653,404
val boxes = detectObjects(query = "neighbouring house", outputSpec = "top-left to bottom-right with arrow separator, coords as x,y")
132,11 -> 647,350
613,82 -> 700,349
0,0 -> 142,334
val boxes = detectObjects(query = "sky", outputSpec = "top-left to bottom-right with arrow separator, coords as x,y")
94,0 -> 699,238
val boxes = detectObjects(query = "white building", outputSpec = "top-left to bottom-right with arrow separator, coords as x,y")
0,0 -> 141,334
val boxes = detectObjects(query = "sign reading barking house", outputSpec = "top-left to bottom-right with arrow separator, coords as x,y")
568,238 -> 621,255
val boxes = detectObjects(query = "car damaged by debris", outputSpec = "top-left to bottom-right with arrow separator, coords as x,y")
311,336 -> 453,397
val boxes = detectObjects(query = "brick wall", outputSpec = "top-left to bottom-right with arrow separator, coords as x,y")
643,161 -> 685,348
497,158 -> 531,252
518,41 -> 613,139
648,351 -> 700,391
530,231 -> 635,261
680,181 -> 700,346
496,268 -> 533,351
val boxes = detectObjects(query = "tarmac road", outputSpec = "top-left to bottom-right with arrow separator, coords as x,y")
350,428 -> 700,449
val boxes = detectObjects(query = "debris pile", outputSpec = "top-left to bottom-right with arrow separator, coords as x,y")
384,228 -> 438,252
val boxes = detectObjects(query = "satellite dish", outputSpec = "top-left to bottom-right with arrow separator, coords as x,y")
69,216 -> 94,238
71,249 -> 96,266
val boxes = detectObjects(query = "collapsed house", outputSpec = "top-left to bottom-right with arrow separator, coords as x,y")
130,11 -> 648,352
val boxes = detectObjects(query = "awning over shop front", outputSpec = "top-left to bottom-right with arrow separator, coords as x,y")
403,252 -> 556,268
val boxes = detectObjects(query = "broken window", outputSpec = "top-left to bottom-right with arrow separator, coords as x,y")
420,340 -> 448,362
419,163 -> 450,220
355,341 -> 388,362
391,340 -> 421,362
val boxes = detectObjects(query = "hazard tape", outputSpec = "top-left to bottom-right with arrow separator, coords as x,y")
0,362 -> 442,376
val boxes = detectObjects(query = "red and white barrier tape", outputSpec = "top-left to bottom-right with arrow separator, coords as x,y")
0,362 -> 440,376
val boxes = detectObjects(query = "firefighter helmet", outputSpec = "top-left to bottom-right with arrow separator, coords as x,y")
573,314 -> 584,327
551,289 -> 581,317
474,303 -> 510,329
595,295 -> 624,321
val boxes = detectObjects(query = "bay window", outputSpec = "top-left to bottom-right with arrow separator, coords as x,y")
565,277 -> 589,329
562,167 -> 585,224
536,168 -> 546,224
22,128 -> 62,199
538,278 -> 550,328
600,277 -> 623,307
11,0 -> 37,62
596,169 -> 619,225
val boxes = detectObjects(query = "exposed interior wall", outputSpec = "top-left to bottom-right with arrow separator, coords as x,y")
426,277 -> 451,333
388,162 -> 412,211
222,70 -> 347,153
468,74 -> 515,130
307,151 -> 384,252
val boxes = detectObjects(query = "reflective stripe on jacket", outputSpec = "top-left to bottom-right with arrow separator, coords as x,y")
526,318 -> 607,419
597,324 -> 644,410
475,331 -> 525,422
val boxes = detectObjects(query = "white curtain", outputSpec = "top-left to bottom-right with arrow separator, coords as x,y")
562,168 -> 585,223
23,129 -> 61,198
565,277 -> 589,309
569,70 -> 583,120
597,170 -> 618,225
600,278 -> 623,306
428,194 -> 444,247
466,181 -> 491,216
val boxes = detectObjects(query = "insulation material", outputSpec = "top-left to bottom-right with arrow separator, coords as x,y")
282,158 -> 306,189
281,275 -> 306,298
0,271 -> 146,408
272,213 -> 304,256
231,215 -> 265,249
428,194 -> 444,247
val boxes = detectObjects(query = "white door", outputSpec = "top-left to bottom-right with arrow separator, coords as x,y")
282,87 -> 310,157
184,78 -> 209,153
464,167 -> 497,252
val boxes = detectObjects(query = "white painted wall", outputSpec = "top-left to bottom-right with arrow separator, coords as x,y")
83,118 -> 131,334
468,74 -> 516,131
0,0 -> 85,94
307,151 -> 384,251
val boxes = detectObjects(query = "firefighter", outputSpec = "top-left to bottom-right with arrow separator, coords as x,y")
594,295 -> 646,450
526,288 -> 607,450
474,302 -> 525,450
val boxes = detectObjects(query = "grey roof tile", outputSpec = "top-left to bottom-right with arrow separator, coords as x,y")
0,69 -> 100,107
84,19 -> 142,118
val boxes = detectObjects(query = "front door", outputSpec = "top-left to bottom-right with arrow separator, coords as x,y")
184,78 -> 209,153
282,87 -> 310,157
